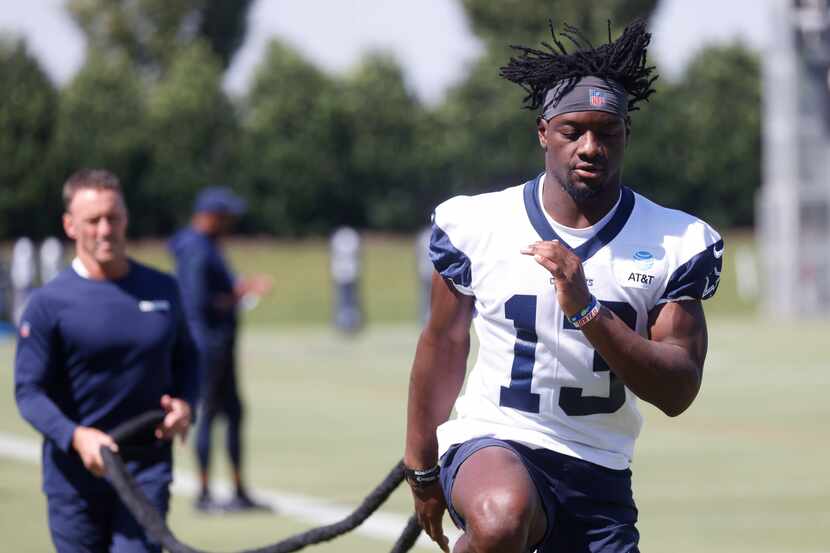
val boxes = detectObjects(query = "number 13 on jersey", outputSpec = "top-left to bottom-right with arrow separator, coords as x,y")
499,294 -> 637,417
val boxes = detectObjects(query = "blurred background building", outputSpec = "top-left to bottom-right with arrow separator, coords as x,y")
759,0 -> 830,317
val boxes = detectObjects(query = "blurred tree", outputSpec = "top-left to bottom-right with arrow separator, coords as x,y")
340,52 -> 435,230
0,39 -> 59,239
625,44 -> 761,227
197,0 -> 253,67
462,0 -> 660,47
52,51 -> 150,234
433,50 -> 542,196
239,48 -> 442,234
67,0 -> 252,74
237,39 -> 348,235
142,40 -> 238,235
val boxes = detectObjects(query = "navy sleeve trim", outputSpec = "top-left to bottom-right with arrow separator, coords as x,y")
429,223 -> 472,292
661,238 -> 724,302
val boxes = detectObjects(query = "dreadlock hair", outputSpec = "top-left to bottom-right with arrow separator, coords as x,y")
499,19 -> 658,131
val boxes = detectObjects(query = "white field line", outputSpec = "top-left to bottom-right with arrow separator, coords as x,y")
0,431 -> 461,550
3,433 -> 829,553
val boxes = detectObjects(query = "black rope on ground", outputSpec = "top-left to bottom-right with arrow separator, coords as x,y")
101,411 -> 423,553
389,515 -> 423,553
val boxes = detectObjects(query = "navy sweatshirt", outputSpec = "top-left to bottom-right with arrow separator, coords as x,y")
168,228 -> 237,350
14,259 -> 199,495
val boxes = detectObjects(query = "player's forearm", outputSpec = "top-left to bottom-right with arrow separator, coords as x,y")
404,330 -> 468,468
581,308 -> 702,417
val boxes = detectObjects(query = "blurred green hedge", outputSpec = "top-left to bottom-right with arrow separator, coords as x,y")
0,1 -> 759,239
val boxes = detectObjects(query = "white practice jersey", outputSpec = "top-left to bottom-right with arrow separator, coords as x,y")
430,174 -> 723,469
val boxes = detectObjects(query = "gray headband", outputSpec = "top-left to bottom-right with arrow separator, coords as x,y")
540,76 -> 628,120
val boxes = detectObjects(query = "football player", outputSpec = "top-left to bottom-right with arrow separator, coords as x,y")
404,20 -> 722,553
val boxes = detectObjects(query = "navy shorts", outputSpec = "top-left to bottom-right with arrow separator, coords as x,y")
439,437 -> 639,553
47,478 -> 170,553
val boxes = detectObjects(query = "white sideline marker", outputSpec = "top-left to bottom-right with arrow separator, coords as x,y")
0,431 -> 459,550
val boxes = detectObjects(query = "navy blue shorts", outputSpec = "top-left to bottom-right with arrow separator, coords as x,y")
47,478 -> 170,553
439,437 -> 639,553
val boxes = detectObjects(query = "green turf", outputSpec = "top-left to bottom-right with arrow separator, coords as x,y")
124,230 -> 758,326
2,233 -> 826,552
128,235 -> 424,327
0,455 -> 405,553
2,315 -> 829,553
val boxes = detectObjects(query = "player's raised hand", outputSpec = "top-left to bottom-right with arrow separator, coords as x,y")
521,240 -> 591,316
411,482 -> 450,552
71,426 -> 118,477
156,395 -> 192,443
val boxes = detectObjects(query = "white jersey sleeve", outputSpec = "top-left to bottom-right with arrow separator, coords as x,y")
429,195 -> 478,296
658,216 -> 724,303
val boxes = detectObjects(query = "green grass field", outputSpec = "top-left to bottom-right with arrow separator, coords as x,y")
2,234 -> 828,552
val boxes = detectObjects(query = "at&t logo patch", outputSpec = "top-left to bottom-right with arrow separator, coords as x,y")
614,248 -> 662,290
628,251 -> 656,287
633,250 -> 655,270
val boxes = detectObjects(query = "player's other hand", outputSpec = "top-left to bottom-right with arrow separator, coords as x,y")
72,426 -> 118,477
156,395 -> 192,443
521,240 -> 591,316
411,481 -> 450,552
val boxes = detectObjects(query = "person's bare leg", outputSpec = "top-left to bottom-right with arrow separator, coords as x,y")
450,447 -> 546,553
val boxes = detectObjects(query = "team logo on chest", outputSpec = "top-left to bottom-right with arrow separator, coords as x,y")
139,300 -> 170,312
549,277 -> 595,287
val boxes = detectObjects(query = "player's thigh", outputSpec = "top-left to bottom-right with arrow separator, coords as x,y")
451,445 -> 547,548
47,493 -> 112,553
110,479 -> 170,553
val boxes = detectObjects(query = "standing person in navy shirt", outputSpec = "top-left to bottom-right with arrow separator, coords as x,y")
15,169 -> 199,553
169,187 -> 272,512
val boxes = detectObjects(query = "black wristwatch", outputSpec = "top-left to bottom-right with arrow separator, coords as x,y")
404,464 -> 441,489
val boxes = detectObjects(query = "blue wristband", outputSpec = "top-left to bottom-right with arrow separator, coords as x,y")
568,295 -> 598,327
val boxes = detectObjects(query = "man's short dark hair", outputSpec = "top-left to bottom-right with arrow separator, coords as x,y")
63,169 -> 123,211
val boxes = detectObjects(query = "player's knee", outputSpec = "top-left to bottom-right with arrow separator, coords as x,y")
464,489 -> 535,553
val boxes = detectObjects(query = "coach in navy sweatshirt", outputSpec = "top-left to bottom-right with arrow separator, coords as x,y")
14,169 -> 199,553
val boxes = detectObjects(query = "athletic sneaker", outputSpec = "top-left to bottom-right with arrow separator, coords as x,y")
221,490 -> 271,513
193,491 -> 221,513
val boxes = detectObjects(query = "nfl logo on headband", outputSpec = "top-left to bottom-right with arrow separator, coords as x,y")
589,88 -> 607,107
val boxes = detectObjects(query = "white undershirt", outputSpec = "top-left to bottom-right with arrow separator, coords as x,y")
538,174 -> 621,248
72,257 -> 91,279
